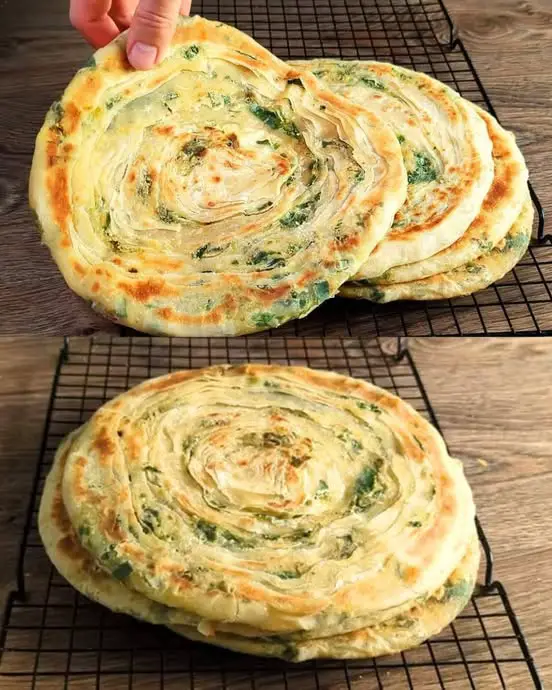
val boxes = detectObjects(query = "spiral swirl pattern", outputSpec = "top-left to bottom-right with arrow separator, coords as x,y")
40,364 -> 477,659
29,18 -> 406,335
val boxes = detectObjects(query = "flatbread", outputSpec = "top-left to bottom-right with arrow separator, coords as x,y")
39,452 -> 479,660
40,364 -> 478,661
291,60 -> 495,279
341,193 -> 532,302
29,18 -> 406,336
48,364 -> 474,640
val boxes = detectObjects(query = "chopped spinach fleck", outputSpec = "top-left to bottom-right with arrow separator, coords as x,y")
136,170 -> 153,200
357,401 -> 382,414
157,206 -> 181,224
182,44 -> 199,59
407,152 -> 438,184
408,520 -> 422,528
78,525 -> 91,538
106,95 -> 123,110
397,133 -> 406,144
51,101 -> 64,123
360,76 -> 385,90
249,103 -> 300,138
196,519 -> 217,542
312,280 -> 330,301
140,507 -> 160,534
354,169 -> 366,184
287,78 -> 303,86
82,55 -> 96,69
413,435 -> 425,451
504,232 -> 529,252
193,243 -> 226,259
315,479 -> 329,498
249,251 -> 286,269
353,466 -> 379,510
280,193 -> 321,228
443,579 -> 472,602
112,562 -> 133,580
251,312 -> 279,329
256,138 -> 280,149
275,570 -> 301,580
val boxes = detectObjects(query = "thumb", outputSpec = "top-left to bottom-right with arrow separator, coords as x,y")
127,0 -> 183,70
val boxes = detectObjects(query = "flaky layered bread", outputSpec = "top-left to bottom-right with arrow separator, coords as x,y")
40,364 -> 478,660
29,18 -> 406,336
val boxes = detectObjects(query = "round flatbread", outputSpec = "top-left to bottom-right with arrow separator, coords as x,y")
291,60 -> 495,279
51,364 -> 474,641
29,18 -> 406,336
39,450 -> 479,661
341,193 -> 532,302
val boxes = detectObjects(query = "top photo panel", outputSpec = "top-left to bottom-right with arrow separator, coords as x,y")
1,0 -> 549,337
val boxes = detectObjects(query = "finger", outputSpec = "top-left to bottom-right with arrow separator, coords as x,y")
180,0 -> 192,14
127,0 -> 182,70
109,0 -> 139,31
70,0 -> 120,48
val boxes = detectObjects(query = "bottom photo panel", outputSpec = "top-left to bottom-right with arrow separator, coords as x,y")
0,336 -> 549,690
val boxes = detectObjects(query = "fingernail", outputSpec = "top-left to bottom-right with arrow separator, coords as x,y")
128,41 -> 158,70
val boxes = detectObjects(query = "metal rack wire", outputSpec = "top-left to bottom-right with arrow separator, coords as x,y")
0,336 -> 542,689
185,0 -> 550,337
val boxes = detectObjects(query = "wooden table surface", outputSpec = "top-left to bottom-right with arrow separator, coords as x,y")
0,0 -> 551,336
0,336 -> 550,688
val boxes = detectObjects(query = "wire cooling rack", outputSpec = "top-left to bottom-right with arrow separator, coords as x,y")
182,0 -> 550,337
0,337 -> 542,689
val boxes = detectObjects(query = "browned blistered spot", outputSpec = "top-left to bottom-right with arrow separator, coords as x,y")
103,53 -> 132,74
101,508 -> 125,541
401,565 -> 420,585
296,270 -> 316,287
91,281 -> 100,293
96,268 -> 104,276
46,139 -> 59,168
61,237 -> 71,248
227,133 -> 238,148
155,125 -> 175,136
118,278 -> 177,302
137,254 -> 182,271
331,232 -> 361,252
212,175 -> 221,183
72,261 -> 86,277
92,426 -> 116,465
276,159 -> 290,175
52,494 -> 72,533
129,170 -> 137,183
252,283 -> 290,304
481,177 -> 510,213
63,143 -> 74,155
47,168 -> 71,233
63,102 -> 81,135
224,159 -> 239,169
112,257 -> 122,266
126,434 -> 141,461
58,533 -> 90,562
155,294 -> 236,327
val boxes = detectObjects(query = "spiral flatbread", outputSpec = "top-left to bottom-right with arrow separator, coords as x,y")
29,18 -> 406,335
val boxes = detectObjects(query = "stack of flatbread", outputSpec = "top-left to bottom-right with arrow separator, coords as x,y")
40,364 -> 479,660
29,16 -> 530,333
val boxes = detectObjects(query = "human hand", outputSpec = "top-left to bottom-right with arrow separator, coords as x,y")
70,0 -> 192,70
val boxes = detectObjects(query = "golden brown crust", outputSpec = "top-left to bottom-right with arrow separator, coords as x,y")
29,18 -> 407,336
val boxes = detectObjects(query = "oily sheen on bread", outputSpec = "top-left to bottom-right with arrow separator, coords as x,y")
29,17 -> 406,336
40,364 -> 478,660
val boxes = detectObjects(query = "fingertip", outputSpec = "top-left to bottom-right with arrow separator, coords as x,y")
127,41 -> 159,69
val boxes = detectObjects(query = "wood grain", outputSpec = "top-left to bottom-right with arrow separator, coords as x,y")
0,0 -> 551,335
0,336 -> 550,687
